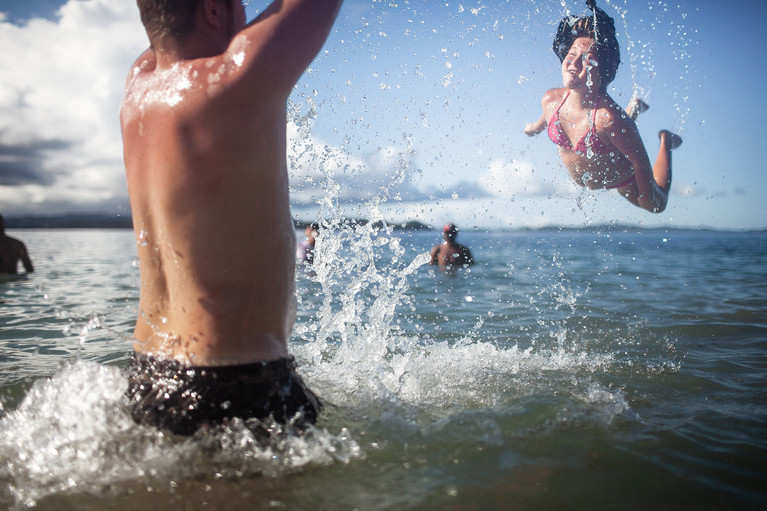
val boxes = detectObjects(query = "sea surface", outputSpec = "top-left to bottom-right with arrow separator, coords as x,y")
1,226 -> 765,510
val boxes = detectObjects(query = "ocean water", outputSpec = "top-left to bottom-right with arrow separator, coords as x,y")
0,226 -> 765,510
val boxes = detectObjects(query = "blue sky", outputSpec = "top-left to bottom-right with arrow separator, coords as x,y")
0,0 -> 765,230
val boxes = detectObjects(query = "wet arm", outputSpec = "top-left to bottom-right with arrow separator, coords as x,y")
524,112 -> 547,136
429,246 -> 439,265
21,245 -> 33,273
525,89 -> 560,137
236,0 -> 344,95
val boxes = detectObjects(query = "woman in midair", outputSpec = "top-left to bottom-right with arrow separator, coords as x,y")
524,0 -> 681,213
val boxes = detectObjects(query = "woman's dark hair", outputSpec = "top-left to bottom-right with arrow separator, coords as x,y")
552,0 -> 620,90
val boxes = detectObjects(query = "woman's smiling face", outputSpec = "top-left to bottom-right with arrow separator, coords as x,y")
562,37 -> 601,91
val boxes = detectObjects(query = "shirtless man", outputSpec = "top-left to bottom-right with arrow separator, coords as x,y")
0,214 -> 34,275
121,0 -> 343,435
430,223 -> 473,270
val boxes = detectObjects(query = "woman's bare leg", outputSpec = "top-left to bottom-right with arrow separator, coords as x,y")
627,97 -> 649,121
654,130 -> 682,193
645,130 -> 681,212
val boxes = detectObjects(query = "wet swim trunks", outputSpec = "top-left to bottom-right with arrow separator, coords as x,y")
125,353 -> 322,436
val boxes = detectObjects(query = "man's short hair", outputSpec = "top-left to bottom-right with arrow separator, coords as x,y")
136,0 -> 206,48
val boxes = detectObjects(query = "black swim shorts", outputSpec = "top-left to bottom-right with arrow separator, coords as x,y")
125,353 -> 322,436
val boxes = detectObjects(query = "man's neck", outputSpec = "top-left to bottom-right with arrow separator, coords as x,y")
155,34 -> 231,67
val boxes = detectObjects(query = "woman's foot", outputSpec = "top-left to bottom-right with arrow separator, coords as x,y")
659,129 -> 683,150
627,97 -> 649,120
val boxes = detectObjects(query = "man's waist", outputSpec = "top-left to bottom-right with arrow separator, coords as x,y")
132,335 -> 290,367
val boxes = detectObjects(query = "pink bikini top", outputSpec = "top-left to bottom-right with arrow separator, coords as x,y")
548,91 -> 607,154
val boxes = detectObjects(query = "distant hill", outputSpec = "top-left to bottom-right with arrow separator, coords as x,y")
6,214 -> 433,231
5,215 -> 757,233
296,219 -> 432,231
5,214 -> 133,229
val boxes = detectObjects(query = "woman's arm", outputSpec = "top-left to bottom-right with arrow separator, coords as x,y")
524,112 -> 547,136
524,89 -> 563,137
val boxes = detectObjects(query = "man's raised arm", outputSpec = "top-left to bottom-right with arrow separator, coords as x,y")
233,0 -> 344,94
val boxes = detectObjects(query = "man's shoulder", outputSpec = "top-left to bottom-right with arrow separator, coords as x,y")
0,235 -> 25,253
124,49 -> 156,88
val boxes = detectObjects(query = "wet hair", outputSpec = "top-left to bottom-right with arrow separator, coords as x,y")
552,1 -> 620,90
0,214 -> 5,233
136,0 -> 206,48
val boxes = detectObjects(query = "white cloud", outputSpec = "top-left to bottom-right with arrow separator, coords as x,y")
0,0 -> 147,214
376,196 -> 598,230
0,0 -> 435,218
479,158 -> 542,198
286,110 -> 427,209
672,181 -> 706,198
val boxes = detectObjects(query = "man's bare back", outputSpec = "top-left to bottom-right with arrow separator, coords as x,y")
121,0 -> 342,367
430,242 -> 473,269
429,223 -> 473,270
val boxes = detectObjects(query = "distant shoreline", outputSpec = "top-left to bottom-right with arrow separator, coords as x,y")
3,214 -> 764,233
5,214 -> 133,230
3,214 -> 432,232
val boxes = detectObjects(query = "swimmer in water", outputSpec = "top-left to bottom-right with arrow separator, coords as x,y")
120,0 -> 343,435
0,214 -> 34,275
430,223 -> 474,270
524,0 -> 682,213
297,222 -> 319,265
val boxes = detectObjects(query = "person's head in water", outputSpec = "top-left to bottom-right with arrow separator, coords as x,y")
136,0 -> 244,49
306,222 -> 319,241
553,2 -> 620,92
443,223 -> 458,242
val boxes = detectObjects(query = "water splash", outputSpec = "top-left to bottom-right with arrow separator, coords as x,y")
0,361 -> 361,510
288,180 -> 628,432
604,0 -> 695,133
